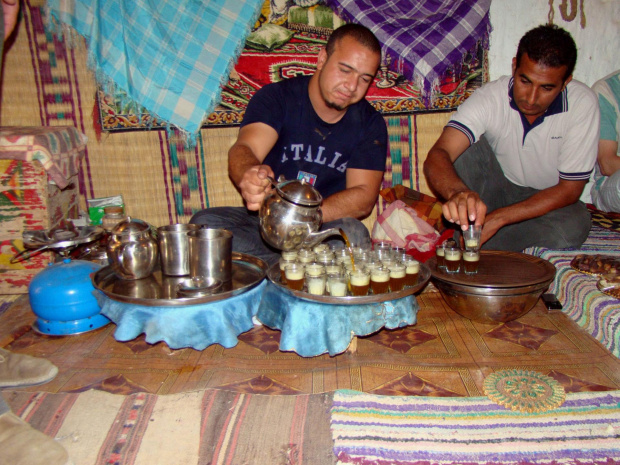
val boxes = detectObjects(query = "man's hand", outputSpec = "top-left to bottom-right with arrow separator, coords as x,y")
424,127 -> 487,229
442,188 -> 487,230
228,122 -> 279,210
238,165 -> 274,211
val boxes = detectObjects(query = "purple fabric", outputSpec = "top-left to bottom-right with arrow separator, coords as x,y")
324,0 -> 492,106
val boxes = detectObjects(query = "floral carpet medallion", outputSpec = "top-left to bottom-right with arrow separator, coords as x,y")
484,369 -> 566,413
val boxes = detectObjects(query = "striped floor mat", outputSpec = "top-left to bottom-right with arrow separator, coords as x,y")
4,388 -> 334,465
330,389 -> 620,465
524,226 -> 620,359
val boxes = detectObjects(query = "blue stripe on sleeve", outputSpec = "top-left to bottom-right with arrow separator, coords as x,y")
559,170 -> 593,181
445,120 -> 475,145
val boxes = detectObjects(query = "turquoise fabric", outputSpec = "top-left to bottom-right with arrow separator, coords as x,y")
97,280 -> 266,350
47,0 -> 263,140
257,281 -> 419,357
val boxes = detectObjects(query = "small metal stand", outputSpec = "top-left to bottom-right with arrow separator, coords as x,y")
375,55 -> 396,89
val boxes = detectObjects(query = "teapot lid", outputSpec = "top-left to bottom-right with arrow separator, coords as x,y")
276,179 -> 323,207
111,217 -> 150,235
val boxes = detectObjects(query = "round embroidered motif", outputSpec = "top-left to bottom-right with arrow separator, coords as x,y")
483,369 -> 566,413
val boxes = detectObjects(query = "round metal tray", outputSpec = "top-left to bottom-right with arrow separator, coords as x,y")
266,261 -> 431,304
428,250 -> 556,289
92,252 -> 267,306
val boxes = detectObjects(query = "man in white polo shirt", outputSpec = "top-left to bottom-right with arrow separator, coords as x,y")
423,24 -> 599,251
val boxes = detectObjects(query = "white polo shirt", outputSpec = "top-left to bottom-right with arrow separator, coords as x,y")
446,75 -> 599,190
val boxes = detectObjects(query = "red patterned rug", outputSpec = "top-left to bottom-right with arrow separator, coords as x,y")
97,30 -> 487,130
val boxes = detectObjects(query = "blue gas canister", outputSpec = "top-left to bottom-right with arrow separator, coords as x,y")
28,258 -> 110,335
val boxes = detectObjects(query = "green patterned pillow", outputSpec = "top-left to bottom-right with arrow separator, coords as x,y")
245,24 -> 295,52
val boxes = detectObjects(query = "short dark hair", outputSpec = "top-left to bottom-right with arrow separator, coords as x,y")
325,23 -> 381,58
516,24 -> 577,81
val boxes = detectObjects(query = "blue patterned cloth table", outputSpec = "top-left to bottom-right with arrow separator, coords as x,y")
97,281 -> 266,350
256,280 -> 420,357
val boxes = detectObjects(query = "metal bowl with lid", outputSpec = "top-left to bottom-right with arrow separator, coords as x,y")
428,251 -> 556,324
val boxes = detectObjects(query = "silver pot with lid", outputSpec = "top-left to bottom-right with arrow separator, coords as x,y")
259,176 -> 341,251
107,217 -> 158,280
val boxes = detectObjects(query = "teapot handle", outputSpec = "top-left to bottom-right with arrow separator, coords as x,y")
266,176 -> 277,187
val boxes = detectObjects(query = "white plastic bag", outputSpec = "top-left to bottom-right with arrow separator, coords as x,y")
371,200 -> 440,252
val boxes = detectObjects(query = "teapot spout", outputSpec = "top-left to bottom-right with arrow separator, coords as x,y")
300,228 -> 342,249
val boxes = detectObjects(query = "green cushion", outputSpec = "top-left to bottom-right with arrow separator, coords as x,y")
245,24 -> 295,52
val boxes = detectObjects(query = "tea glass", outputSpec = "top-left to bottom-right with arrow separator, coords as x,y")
327,272 -> 348,297
284,263 -> 305,291
370,266 -> 391,294
463,224 -> 482,252
297,249 -> 316,265
313,243 -> 330,254
305,269 -> 326,295
348,268 -> 371,296
279,256 -> 297,283
315,250 -> 335,265
444,247 -> 462,273
403,258 -> 420,286
435,243 -> 446,269
304,263 -> 325,277
387,262 -> 407,292
463,250 -> 480,275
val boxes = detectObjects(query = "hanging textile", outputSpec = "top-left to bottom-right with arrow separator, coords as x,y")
47,0 -> 264,142
324,0 -> 492,106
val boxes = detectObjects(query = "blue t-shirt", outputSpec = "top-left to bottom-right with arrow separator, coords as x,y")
240,76 -> 388,199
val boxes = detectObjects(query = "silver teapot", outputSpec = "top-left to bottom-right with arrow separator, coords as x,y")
107,217 -> 159,280
259,176 -> 341,251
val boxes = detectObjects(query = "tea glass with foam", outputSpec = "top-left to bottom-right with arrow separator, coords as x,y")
444,247 -> 462,273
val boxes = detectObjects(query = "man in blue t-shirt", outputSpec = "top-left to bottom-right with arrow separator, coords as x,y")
191,24 -> 388,266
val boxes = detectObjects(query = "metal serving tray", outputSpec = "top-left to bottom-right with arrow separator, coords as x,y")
92,252 -> 267,306
428,250 -> 556,289
266,261 -> 431,305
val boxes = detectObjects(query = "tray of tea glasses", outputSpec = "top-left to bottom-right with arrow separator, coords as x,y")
266,261 -> 431,304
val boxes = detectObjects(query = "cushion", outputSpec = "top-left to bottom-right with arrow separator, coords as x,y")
245,24 -> 295,52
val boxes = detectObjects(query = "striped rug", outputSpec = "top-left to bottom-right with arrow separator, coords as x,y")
4,388 -> 335,465
330,389 -> 620,465
524,226 -> 620,359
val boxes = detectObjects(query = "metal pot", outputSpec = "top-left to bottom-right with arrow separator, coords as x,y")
432,279 -> 551,324
427,251 -> 556,324
259,176 -> 341,251
107,217 -> 158,280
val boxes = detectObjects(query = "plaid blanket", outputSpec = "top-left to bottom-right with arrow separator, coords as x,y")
47,0 -> 263,141
324,0 -> 492,106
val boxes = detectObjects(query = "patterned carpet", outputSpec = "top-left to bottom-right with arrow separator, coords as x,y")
1,289 -> 619,397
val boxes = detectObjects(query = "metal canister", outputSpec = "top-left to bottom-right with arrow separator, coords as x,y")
157,223 -> 201,276
187,228 -> 233,282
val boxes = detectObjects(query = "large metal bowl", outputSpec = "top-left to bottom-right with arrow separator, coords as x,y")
428,251 -> 556,324
432,279 -> 552,324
